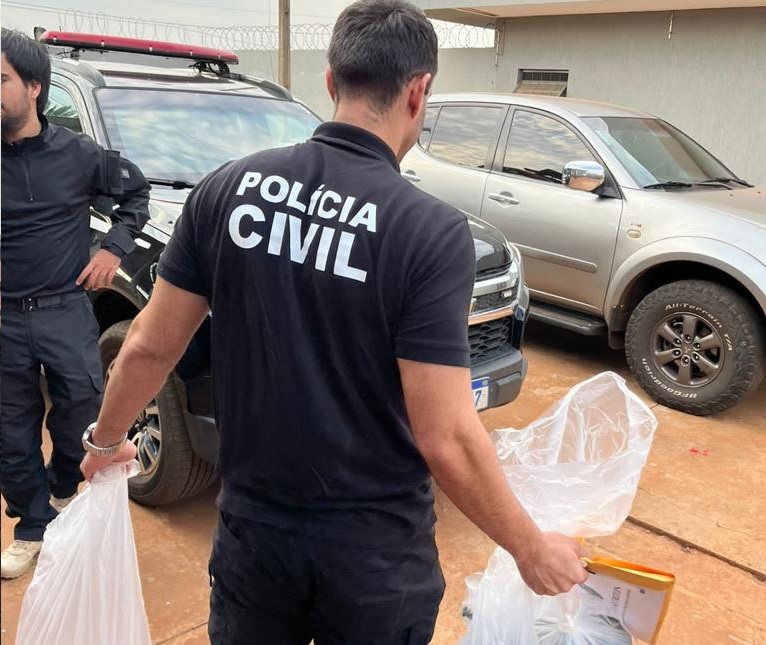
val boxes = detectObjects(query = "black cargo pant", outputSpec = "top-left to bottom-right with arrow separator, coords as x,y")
0,291 -> 103,541
208,511 -> 446,645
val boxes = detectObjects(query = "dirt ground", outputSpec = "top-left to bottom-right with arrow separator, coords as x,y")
2,322 -> 764,644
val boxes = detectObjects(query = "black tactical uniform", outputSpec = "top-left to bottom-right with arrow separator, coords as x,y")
1,115 -> 150,541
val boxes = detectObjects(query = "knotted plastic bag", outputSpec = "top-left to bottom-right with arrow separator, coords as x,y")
461,371 -> 657,645
16,461 -> 152,645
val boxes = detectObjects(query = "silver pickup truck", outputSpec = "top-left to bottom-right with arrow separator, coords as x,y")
404,93 -> 765,415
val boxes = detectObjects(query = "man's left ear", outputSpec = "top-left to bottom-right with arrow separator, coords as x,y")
325,67 -> 337,103
28,80 -> 42,102
408,73 -> 432,118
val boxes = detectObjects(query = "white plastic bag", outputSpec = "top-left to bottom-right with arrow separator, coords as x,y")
461,371 -> 657,645
535,592 -> 634,645
16,461 -> 152,645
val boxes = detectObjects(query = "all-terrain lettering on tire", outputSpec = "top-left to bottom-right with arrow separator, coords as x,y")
665,303 -> 723,328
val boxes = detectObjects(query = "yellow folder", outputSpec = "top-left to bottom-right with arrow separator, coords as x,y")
580,557 -> 675,644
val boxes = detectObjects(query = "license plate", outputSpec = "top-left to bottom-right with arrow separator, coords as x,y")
471,377 -> 490,411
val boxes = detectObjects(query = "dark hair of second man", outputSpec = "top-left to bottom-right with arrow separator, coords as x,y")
1,28 -> 51,114
328,0 -> 438,112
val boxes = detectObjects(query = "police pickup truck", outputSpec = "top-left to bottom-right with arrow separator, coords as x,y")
42,31 -> 529,505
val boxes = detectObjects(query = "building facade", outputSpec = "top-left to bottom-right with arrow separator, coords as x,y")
416,1 -> 766,186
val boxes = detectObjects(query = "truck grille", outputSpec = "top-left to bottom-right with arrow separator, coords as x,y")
476,262 -> 512,282
469,318 -> 513,365
472,283 -> 518,315
474,291 -> 503,311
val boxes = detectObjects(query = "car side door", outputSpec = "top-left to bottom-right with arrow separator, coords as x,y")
401,103 -> 508,217
481,107 -> 623,315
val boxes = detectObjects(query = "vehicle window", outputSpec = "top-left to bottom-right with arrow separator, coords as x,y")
503,110 -> 595,184
418,106 -> 439,149
96,88 -> 321,184
427,105 -> 504,169
45,85 -> 83,133
585,117 -> 738,187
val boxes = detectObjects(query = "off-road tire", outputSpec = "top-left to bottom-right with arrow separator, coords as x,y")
99,320 -> 217,505
625,280 -> 764,416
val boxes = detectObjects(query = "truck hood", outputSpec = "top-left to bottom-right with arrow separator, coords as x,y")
147,187 -> 513,276
672,186 -> 766,230
146,186 -> 187,238
629,185 -> 766,262
467,213 -> 512,276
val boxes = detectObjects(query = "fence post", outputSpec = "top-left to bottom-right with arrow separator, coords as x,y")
279,0 -> 291,89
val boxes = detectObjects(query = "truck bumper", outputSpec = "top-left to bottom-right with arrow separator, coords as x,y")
470,287 -> 530,409
471,349 -> 528,409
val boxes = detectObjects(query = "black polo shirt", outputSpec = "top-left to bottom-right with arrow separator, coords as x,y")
158,122 -> 475,541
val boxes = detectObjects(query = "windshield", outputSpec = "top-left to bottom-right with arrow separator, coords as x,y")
96,88 -> 320,184
584,117 -> 739,188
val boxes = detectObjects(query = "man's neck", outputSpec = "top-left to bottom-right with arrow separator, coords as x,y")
333,102 -> 406,161
2,113 -> 43,145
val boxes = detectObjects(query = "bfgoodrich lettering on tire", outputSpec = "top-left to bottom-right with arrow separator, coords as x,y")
99,320 -> 217,505
625,280 -> 764,416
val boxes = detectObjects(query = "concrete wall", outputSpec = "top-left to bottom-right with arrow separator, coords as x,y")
238,8 -> 765,185
237,49 -> 335,119
494,7 -> 766,185
236,48 -> 496,121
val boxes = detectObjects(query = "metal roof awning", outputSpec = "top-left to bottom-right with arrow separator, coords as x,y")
417,0 -> 766,25
514,80 -> 568,96
514,69 -> 569,96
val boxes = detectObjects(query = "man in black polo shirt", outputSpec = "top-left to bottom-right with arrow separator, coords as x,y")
81,1 -> 587,642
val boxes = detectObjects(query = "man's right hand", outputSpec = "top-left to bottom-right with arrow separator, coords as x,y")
515,532 -> 589,596
398,359 -> 590,598
81,439 -> 137,482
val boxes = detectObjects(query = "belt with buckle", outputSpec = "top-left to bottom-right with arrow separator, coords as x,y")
1,291 -> 85,312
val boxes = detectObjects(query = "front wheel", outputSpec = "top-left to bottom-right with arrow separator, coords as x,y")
625,280 -> 764,416
99,320 -> 217,505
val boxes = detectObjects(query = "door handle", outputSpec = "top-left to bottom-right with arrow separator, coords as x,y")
487,192 -> 520,206
403,170 -> 421,183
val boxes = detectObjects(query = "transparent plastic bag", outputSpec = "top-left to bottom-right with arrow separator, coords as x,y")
461,372 -> 657,645
535,590 -> 634,645
16,461 -> 152,645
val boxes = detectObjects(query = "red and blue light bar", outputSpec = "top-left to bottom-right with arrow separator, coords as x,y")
39,30 -> 239,65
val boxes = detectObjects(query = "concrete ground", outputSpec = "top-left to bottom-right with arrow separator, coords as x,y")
2,322 -> 764,644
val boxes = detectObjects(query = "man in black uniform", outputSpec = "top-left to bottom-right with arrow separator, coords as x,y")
0,28 -> 149,578
80,1 -> 587,642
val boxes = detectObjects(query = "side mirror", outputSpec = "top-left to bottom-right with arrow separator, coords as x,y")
563,160 -> 606,192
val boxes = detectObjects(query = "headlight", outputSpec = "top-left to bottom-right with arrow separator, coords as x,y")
470,243 -> 523,317
502,241 -> 521,295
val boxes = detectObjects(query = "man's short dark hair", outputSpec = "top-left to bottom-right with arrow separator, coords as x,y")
328,0 -> 438,112
1,28 -> 51,114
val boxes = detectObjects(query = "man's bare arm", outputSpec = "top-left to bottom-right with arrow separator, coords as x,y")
398,358 -> 588,596
91,277 -> 208,447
